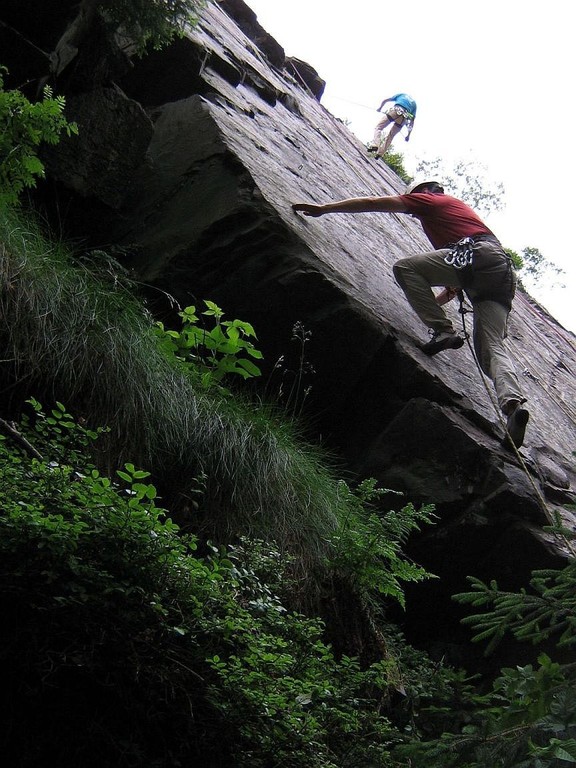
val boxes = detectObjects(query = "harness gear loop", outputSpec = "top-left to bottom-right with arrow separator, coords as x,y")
444,236 -> 475,269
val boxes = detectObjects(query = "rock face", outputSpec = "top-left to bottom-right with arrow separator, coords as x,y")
2,0 -> 575,656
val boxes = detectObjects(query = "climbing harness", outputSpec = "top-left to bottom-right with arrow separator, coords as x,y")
386,104 -> 413,123
444,237 -> 475,269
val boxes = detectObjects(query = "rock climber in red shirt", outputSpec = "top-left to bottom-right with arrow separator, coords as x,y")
292,180 -> 529,449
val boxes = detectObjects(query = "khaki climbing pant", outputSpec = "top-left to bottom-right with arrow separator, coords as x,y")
372,106 -> 408,155
393,243 -> 524,411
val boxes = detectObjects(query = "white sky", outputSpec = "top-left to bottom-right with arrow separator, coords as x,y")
244,0 -> 576,334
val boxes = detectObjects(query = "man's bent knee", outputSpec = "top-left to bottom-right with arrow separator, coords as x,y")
393,258 -> 417,284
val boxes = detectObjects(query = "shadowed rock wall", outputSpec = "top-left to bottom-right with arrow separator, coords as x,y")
2,0 -> 575,659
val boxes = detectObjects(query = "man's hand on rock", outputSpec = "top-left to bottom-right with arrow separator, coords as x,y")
292,203 -> 325,217
435,287 -> 459,306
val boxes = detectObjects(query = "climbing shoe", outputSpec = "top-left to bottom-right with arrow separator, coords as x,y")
502,403 -> 530,450
421,330 -> 464,356
367,144 -> 378,152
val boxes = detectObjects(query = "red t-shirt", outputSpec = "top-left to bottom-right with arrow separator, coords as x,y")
398,192 -> 494,249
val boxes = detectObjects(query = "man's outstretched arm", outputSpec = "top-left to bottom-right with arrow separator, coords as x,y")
292,195 -> 408,217
377,96 -> 393,111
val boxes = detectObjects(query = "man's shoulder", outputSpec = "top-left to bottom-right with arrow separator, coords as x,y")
401,191 -> 446,206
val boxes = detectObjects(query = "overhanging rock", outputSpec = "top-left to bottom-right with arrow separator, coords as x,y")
112,0 -> 576,545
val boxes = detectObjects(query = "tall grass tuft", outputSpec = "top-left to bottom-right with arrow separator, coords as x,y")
0,206 -> 343,579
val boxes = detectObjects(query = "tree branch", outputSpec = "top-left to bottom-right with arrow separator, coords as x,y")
0,417 -> 43,460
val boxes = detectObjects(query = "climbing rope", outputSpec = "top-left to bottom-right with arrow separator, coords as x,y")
324,93 -> 377,112
457,298 -> 575,556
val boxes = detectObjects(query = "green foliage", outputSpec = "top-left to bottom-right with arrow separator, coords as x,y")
454,561 -> 576,653
415,156 -> 505,216
206,537 -> 403,768
382,149 -> 412,183
481,654 -> 576,767
397,520 -> 576,768
97,0 -> 205,52
398,653 -> 576,768
0,401 -> 215,764
0,405 -> 416,767
24,396 -> 108,466
380,623 -> 487,736
506,246 -> 524,270
0,68 -> 78,206
0,206 -> 344,575
154,299 -> 263,391
328,478 -> 436,609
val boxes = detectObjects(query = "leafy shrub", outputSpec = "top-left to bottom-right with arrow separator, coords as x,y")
0,206 -> 344,573
328,478 -> 435,610
0,68 -> 78,206
0,402 -> 433,767
206,538 -> 402,768
505,246 -> 524,270
383,149 -> 412,183
154,299 -> 263,391
397,653 -> 576,768
395,523 -> 576,768
92,0 -> 205,54
455,563 -> 576,654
